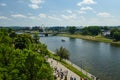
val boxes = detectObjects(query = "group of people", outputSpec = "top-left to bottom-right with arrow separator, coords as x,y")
50,59 -> 97,80
54,66 -> 68,80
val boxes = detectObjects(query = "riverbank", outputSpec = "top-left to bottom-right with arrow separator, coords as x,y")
48,58 -> 80,80
48,50 -> 96,80
58,34 -> 120,46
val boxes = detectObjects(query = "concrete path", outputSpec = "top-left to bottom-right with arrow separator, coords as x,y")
47,58 -> 82,80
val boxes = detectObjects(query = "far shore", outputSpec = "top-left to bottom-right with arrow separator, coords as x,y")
58,34 -> 120,46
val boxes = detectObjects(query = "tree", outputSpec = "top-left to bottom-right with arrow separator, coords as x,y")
0,28 -> 54,80
9,31 -> 17,39
56,46 -> 69,61
14,34 -> 33,49
102,26 -> 109,31
113,31 -> 120,41
68,26 -> 76,34
81,26 -> 101,36
33,32 -> 40,43
110,28 -> 120,38
81,27 -> 90,35
88,26 -> 101,36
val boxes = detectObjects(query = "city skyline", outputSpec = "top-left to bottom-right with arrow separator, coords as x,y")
0,0 -> 120,26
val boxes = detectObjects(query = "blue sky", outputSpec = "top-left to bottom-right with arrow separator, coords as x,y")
0,0 -> 120,26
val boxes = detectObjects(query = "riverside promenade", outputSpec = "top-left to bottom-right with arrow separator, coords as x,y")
48,50 -> 97,80
48,58 -> 80,80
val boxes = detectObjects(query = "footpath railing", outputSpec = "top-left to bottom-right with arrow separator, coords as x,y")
64,59 -> 97,80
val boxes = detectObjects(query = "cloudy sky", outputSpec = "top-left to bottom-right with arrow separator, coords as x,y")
0,0 -> 120,26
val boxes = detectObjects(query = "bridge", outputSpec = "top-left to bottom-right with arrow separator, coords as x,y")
16,31 -> 66,37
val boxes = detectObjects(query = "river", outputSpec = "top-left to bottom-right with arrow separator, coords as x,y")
40,36 -> 120,80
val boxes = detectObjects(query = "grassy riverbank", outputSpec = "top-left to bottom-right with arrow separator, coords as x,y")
58,34 -> 120,46
48,51 -> 93,80
59,34 -> 112,42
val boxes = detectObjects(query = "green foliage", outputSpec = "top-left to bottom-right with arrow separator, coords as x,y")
68,26 -> 76,34
101,26 -> 109,31
110,28 -> 120,36
81,27 -> 90,35
56,46 -> 69,61
33,32 -> 40,43
113,31 -> 120,41
9,31 -> 17,39
14,34 -> 33,49
0,28 -> 54,80
110,28 -> 120,41
81,26 -> 101,36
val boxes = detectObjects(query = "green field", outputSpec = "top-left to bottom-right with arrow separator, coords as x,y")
58,34 -> 120,46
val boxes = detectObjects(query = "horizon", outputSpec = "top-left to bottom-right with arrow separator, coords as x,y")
0,25 -> 120,27
0,0 -> 120,26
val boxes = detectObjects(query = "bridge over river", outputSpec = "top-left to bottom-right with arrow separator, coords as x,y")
16,31 -> 66,36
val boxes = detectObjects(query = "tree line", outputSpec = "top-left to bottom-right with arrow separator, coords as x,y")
0,28 -> 54,80
67,26 -> 120,41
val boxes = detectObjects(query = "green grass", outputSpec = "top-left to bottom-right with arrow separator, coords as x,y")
58,34 -> 120,46
111,41 -> 120,46
58,34 -> 112,43
48,51 -> 92,80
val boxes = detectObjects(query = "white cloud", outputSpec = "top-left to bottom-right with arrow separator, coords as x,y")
0,16 -> 8,19
78,11 -> 86,14
61,14 -> 76,20
31,0 -> 44,4
29,4 -> 40,9
39,13 -> 47,18
11,14 -> 27,18
80,6 -> 93,11
97,12 -> 111,17
29,0 -> 44,9
66,10 -> 72,14
0,3 -> 7,6
77,0 -> 96,6
77,6 -> 93,14
48,16 -> 61,21
29,16 -> 36,19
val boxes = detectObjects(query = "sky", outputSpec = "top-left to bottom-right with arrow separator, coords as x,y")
0,0 -> 120,27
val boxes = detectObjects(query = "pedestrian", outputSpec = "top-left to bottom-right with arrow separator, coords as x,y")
65,75 -> 67,80
60,68 -> 62,72
70,76 -> 73,80
80,77 -> 82,80
51,60 -> 53,64
60,72 -> 64,79
56,61 -> 58,65
54,66 -> 57,72
96,77 -> 100,80
74,77 -> 76,80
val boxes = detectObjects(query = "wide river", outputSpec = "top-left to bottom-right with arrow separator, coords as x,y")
40,36 -> 120,80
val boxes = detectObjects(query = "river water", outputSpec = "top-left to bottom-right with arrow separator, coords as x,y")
40,36 -> 120,80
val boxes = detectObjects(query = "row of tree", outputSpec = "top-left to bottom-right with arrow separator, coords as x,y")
110,28 -> 120,41
0,28 -> 54,80
67,26 -> 120,41
81,26 -> 101,36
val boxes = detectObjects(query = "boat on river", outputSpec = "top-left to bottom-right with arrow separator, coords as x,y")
61,39 -> 65,42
